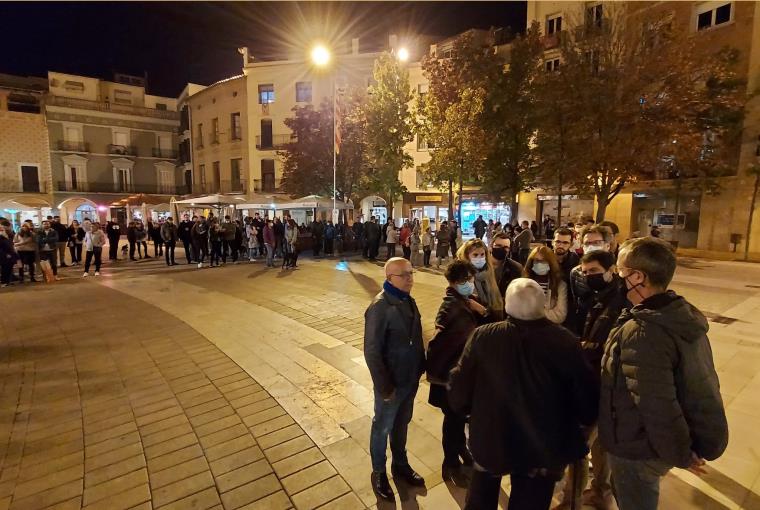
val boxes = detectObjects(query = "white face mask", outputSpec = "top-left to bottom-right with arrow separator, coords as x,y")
583,244 -> 606,254
471,256 -> 487,270
455,281 -> 475,297
532,262 -> 550,276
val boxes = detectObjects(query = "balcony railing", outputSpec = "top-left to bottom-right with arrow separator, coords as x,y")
194,180 -> 248,194
253,179 -> 279,193
152,148 -> 178,159
46,95 -> 180,121
56,140 -> 90,152
542,32 -> 560,50
108,144 -> 137,156
0,181 -> 49,193
55,181 -> 184,195
255,134 -> 291,150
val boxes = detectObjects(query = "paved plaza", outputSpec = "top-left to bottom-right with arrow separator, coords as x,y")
1,252 -> 760,510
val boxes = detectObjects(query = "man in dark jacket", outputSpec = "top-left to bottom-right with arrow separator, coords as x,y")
569,225 -> 613,334
513,220 -> 534,264
600,237 -> 727,510
472,215 -> 486,239
311,220 -> 324,257
364,257 -> 426,500
364,216 -> 381,261
221,215 -> 237,264
37,220 -> 60,279
449,278 -> 598,510
160,217 -> 178,266
490,233 -> 523,297
178,214 -> 194,264
52,216 -> 69,267
191,216 -> 209,268
106,219 -> 122,260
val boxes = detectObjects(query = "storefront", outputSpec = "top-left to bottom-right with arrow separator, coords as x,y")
360,195 -> 388,225
537,194 -> 595,225
631,189 -> 701,248
404,192 -> 448,232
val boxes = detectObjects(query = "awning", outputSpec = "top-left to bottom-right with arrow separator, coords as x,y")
278,195 -> 353,210
235,193 -> 291,210
173,194 -> 249,208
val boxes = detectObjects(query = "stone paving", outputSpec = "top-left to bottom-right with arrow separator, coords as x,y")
1,251 -> 760,509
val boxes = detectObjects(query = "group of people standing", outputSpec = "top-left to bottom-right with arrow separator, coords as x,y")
364,221 -> 727,510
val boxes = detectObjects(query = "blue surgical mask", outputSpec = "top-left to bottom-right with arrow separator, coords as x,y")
455,281 -> 475,297
471,256 -> 487,269
532,262 -> 550,276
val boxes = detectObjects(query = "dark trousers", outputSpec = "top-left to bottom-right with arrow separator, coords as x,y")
68,244 -> 83,264
362,238 -> 369,258
519,248 -> 531,265
369,240 -> 380,260
210,241 -> 222,266
465,470 -> 556,510
18,251 -> 35,281
164,241 -> 176,265
386,243 -> 396,260
423,247 -> 431,266
442,410 -> 467,466
0,262 -> 12,285
129,241 -> 137,259
451,241 -> 458,258
181,239 -> 192,262
402,245 -> 411,260
222,239 -> 237,262
325,238 -> 334,255
369,385 -> 417,472
108,237 -> 119,259
313,236 -> 322,256
136,241 -> 148,258
154,240 -> 164,257
193,241 -> 208,263
40,250 -> 57,275
84,248 -> 102,273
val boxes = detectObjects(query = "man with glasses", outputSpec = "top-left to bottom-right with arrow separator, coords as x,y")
568,225 -> 612,334
364,257 -> 426,501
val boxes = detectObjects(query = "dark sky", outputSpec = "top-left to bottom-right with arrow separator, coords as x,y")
0,1 -> 526,97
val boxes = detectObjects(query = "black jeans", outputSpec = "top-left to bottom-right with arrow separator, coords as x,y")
442,410 -> 467,467
313,236 -> 322,256
84,248 -> 102,273
465,470 -> 557,510
386,243 -> 396,259
0,262 -> 12,285
108,236 -> 119,259
423,247 -> 431,266
129,241 -> 137,259
193,241 -> 208,263
154,240 -> 164,257
181,239 -> 192,262
210,241 -> 222,266
164,241 -> 176,265
222,239 -> 238,262
325,238 -> 334,255
18,251 -> 35,281
69,243 -> 83,264
40,250 -> 57,275
369,240 -> 380,260
402,245 -> 411,260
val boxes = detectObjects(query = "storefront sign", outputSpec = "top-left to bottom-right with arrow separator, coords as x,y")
415,195 -> 443,203
538,194 -> 581,201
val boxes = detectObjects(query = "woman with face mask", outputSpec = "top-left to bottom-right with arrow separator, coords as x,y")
426,259 -> 483,484
523,246 -> 567,324
457,238 -> 504,322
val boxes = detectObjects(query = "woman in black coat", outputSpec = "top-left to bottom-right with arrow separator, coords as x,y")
148,220 -> 163,256
426,259 -> 488,483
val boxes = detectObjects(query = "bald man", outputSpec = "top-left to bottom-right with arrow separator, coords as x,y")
364,257 -> 426,500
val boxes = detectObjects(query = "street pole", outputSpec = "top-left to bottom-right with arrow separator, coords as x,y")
332,76 -> 337,225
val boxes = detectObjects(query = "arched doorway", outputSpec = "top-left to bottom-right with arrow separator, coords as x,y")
360,195 -> 387,225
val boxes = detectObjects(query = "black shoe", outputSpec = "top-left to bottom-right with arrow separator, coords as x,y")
145,255 -> 152,258
442,463 -> 469,487
371,471 -> 394,501
391,464 -> 426,487
130,258 -> 137,261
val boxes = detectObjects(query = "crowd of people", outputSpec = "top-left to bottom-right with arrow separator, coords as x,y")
364,220 -> 728,510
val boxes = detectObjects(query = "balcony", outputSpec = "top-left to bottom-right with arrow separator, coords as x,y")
194,180 -> 248,194
0,181 -> 49,193
253,179 -> 279,193
46,95 -> 180,121
255,134 -> 291,150
542,32 -> 560,50
55,181 -> 184,195
152,148 -> 178,159
56,140 -> 90,152
108,144 -> 138,156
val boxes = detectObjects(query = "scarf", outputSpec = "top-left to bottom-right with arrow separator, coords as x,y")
383,280 -> 410,301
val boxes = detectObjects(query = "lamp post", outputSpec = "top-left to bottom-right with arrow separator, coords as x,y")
311,45 -> 338,223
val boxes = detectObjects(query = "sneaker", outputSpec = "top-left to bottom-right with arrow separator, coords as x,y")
95,271 -> 100,276
54,276 -> 61,281
197,262 -> 202,269
82,272 -> 88,277
0,284 -> 7,288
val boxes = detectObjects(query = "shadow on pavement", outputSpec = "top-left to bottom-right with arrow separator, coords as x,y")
349,268 -> 383,297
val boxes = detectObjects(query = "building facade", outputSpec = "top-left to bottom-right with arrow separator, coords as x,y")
525,1 -> 760,257
45,71 -> 181,225
0,74 -> 54,228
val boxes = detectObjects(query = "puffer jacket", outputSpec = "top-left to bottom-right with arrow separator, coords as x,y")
598,291 -> 728,469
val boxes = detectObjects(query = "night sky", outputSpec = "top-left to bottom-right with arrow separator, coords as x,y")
1,1 -> 526,98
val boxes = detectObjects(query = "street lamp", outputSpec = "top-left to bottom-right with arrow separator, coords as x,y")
397,47 -> 409,62
311,44 -> 338,223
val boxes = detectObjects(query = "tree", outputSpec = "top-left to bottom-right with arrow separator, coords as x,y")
533,4 -> 745,222
364,52 -> 414,216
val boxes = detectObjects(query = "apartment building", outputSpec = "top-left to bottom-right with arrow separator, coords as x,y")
45,71 -> 181,225
177,83 -> 207,195
0,74 -> 54,228
186,75 -> 248,196
525,1 -> 760,256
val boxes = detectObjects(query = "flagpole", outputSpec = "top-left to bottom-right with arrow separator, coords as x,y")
332,76 -> 337,223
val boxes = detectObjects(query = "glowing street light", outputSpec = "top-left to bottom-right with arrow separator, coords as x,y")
397,47 -> 409,62
311,45 -> 331,67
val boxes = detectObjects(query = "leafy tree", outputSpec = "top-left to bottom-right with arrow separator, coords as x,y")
363,52 -> 414,216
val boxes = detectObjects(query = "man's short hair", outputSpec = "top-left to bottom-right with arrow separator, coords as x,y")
492,232 -> 511,242
554,227 -> 573,238
582,225 -> 612,243
598,220 -> 620,236
445,259 -> 476,284
618,237 -> 676,288
581,250 -> 615,270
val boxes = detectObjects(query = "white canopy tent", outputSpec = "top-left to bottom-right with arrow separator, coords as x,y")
278,195 -> 353,211
171,194 -> 249,219
235,194 -> 291,213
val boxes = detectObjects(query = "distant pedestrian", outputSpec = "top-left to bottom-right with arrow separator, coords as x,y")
82,222 -> 106,277
51,215 -> 69,267
160,217 -> 178,266
67,219 -> 85,266
178,214 -> 193,263
385,223 -> 398,260
436,222 -> 450,268
106,219 -> 121,260
473,215 -> 487,240
365,216 -> 381,261
135,220 -> 150,259
422,227 -> 433,267
191,216 -> 209,268
0,225 -> 17,287
13,223 -> 37,283
148,219 -> 164,257
37,220 -> 59,281
263,219 -> 275,268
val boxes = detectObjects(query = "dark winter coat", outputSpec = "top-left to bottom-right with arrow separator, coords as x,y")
426,288 -> 480,385
598,291 -> 728,469
37,229 -> 59,251
178,220 -> 193,242
363,288 -> 425,399
106,221 -> 122,240
579,276 -> 628,371
448,318 -> 598,476
494,258 -> 524,298
364,222 -> 381,242
191,221 -> 208,245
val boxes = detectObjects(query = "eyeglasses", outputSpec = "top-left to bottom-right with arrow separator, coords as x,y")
389,270 -> 416,279
583,240 -> 605,247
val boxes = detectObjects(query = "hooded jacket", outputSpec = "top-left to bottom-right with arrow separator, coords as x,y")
598,291 -> 728,469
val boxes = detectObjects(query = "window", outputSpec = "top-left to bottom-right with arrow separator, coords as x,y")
696,2 -> 732,31
231,113 -> 242,140
261,159 -> 275,192
258,84 -> 275,104
213,161 -> 221,192
211,118 -> 219,144
113,89 -> 132,105
114,166 -> 133,192
417,135 -> 429,151
64,80 -> 84,92
20,165 -> 40,193
197,123 -> 204,148
546,14 -> 563,34
586,3 -> 603,28
155,103 -> 167,111
199,164 -> 206,190
260,119 -> 273,149
231,158 -> 243,192
545,58 -> 561,72
417,83 -> 428,103
296,82 -> 312,103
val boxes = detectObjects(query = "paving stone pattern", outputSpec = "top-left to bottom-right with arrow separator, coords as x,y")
0,285 -> 361,510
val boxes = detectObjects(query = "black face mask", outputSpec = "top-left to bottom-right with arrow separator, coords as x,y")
586,273 -> 610,292
491,247 -> 508,261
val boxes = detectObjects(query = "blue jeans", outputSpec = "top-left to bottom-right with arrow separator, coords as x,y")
265,243 -> 274,267
369,385 -> 418,472
608,454 -> 671,510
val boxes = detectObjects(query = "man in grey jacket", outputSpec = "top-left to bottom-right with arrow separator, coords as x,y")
599,237 -> 728,510
364,257 -> 426,501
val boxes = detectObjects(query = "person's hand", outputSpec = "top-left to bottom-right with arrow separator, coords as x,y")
467,299 -> 487,316
687,452 -> 707,476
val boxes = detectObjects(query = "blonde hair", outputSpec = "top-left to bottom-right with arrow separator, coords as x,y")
456,238 -> 504,313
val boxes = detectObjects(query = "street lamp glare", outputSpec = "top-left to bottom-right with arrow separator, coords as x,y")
311,45 -> 330,67
397,47 -> 409,62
